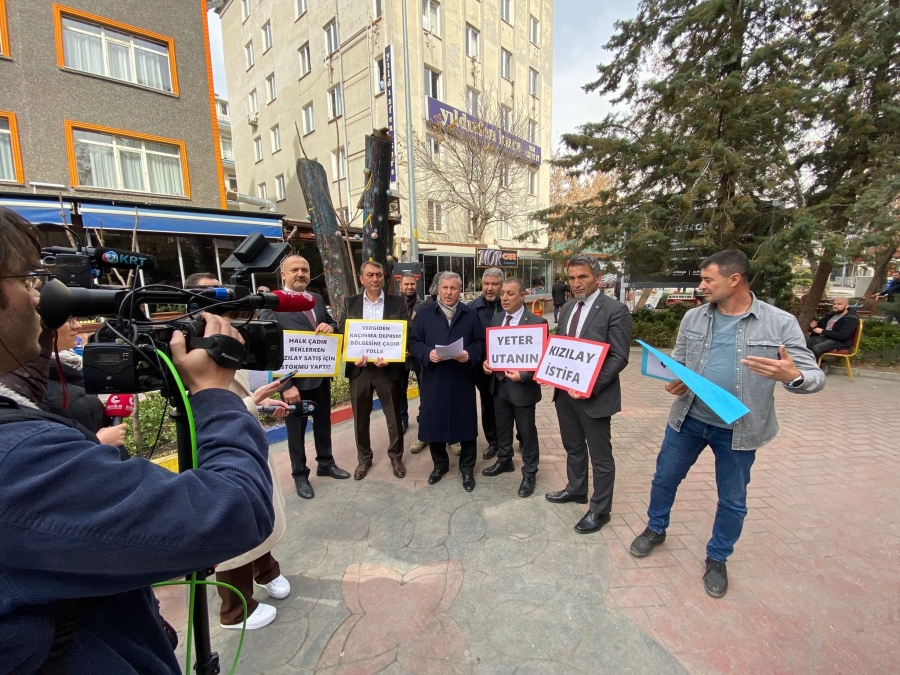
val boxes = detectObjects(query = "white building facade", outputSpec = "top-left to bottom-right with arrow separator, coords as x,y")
217,0 -> 554,294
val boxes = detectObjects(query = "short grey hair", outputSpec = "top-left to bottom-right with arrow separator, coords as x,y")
360,260 -> 384,274
436,271 -> 462,289
567,254 -> 601,276
502,277 -> 527,294
482,267 -> 504,282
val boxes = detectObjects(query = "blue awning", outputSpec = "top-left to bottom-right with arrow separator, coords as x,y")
0,197 -> 74,226
79,203 -> 283,239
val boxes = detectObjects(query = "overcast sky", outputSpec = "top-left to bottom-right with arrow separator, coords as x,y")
208,1 -> 641,150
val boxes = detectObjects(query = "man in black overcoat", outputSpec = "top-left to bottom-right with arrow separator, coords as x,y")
409,271 -> 485,492
468,267 -> 504,459
481,277 -> 548,498
547,254 -> 633,533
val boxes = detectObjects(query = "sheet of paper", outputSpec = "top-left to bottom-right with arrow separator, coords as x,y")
636,340 -> 750,425
435,337 -> 465,359
343,320 -> 407,362
641,348 -> 676,382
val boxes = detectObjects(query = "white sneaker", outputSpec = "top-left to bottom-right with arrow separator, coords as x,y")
221,602 -> 276,630
256,574 -> 291,599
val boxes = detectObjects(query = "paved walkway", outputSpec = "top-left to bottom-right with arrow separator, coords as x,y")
160,367 -> 900,674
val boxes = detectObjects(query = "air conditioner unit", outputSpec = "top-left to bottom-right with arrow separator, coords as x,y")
248,113 -> 259,127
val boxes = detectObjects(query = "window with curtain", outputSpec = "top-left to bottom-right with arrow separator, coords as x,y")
0,116 -> 18,182
72,128 -> 184,196
61,16 -> 173,93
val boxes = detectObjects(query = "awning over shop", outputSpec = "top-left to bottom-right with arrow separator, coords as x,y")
79,203 -> 283,239
0,197 -> 74,226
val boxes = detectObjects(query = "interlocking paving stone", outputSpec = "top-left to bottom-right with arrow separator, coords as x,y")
164,367 -> 900,674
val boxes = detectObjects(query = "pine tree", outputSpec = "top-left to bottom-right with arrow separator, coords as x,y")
546,0 -> 814,303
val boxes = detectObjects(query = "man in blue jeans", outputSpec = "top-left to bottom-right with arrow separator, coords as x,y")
629,250 -> 825,598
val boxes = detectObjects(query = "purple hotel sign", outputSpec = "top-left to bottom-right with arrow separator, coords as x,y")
425,96 -> 541,165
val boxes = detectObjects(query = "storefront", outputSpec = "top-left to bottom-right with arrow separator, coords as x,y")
419,250 -> 552,300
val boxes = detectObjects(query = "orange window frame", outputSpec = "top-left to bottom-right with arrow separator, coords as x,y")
64,120 -> 191,199
0,0 -> 10,57
52,4 -> 180,96
0,111 -> 24,184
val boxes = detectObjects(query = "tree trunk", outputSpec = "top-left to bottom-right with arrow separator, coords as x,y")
637,287 -> 653,309
864,235 -> 900,298
798,250 -> 834,329
361,134 -> 394,281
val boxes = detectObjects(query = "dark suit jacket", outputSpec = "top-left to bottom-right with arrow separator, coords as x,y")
486,307 -> 547,407
554,292 -> 632,418
339,292 -> 409,380
258,292 -> 337,391
813,310 -> 859,349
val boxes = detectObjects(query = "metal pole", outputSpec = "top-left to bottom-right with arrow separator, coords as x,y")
400,0 -> 418,262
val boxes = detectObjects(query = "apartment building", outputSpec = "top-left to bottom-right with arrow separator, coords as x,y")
0,1 -> 284,287
218,0 -> 554,295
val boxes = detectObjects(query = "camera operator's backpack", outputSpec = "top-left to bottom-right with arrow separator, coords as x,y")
0,395 -> 178,673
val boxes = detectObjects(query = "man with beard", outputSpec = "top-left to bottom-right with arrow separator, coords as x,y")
410,272 -> 485,492
468,267 -> 504,459
546,254 -> 632,534
398,272 -> 423,436
258,255 -> 350,499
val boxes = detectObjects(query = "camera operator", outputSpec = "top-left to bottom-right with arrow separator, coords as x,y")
0,206 -> 276,673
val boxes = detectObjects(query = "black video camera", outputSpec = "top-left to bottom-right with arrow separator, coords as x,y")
38,233 -> 292,395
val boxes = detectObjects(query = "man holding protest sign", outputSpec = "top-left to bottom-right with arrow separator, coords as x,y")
259,255 -> 350,500
629,250 -> 824,598
481,278 -> 547,497
545,254 -> 632,533
410,272 -> 485,492
340,261 -> 409,480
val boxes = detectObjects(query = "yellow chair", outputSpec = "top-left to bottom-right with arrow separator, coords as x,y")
818,321 -> 863,381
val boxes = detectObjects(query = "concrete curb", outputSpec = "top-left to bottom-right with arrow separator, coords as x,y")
824,367 -> 900,382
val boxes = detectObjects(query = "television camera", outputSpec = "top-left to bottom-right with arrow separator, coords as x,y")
38,232 -> 306,394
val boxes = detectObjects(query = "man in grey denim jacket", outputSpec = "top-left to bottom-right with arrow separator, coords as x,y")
629,250 -> 824,598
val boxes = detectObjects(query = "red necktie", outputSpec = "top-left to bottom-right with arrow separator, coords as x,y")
304,308 -> 316,329
568,301 -> 584,337
504,314 -> 513,326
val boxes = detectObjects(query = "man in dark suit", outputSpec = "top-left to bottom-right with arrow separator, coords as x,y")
339,261 -> 408,480
258,255 -> 350,499
547,254 -> 633,533
481,277 -> 548,497
468,267 -> 504,459
398,272 -> 423,435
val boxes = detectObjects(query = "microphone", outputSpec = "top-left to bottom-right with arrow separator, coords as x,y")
92,247 -> 157,272
258,290 -> 317,312
257,401 -> 316,415
105,394 -> 135,425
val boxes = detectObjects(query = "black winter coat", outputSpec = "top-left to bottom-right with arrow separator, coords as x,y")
43,362 -> 108,434
813,310 -> 859,349
409,302 -> 484,443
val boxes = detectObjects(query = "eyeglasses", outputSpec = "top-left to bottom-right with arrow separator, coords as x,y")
0,271 -> 54,290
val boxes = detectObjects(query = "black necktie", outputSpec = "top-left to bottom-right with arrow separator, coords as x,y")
569,301 -> 584,337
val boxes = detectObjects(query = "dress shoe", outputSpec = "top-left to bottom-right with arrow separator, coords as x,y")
449,443 -> 461,456
462,473 -> 476,492
402,420 -> 409,434
316,464 -> 350,479
353,462 -> 372,480
294,478 -> 314,500
483,445 -> 499,460
629,527 -> 666,558
482,460 -> 515,476
545,489 -> 588,504
704,558 -> 728,598
574,511 -> 611,534
518,475 -> 536,498
410,439 -> 428,454
428,468 -> 447,484
391,458 -> 406,478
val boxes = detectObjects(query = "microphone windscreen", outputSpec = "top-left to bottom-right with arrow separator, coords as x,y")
268,290 -> 316,312
105,394 -> 135,418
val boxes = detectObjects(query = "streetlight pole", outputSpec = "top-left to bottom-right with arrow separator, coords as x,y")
400,0 -> 418,262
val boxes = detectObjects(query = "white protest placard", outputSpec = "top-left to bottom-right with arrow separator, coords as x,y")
279,330 -> 342,377
343,320 -> 407,362
485,324 -> 547,372
534,335 -> 610,396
